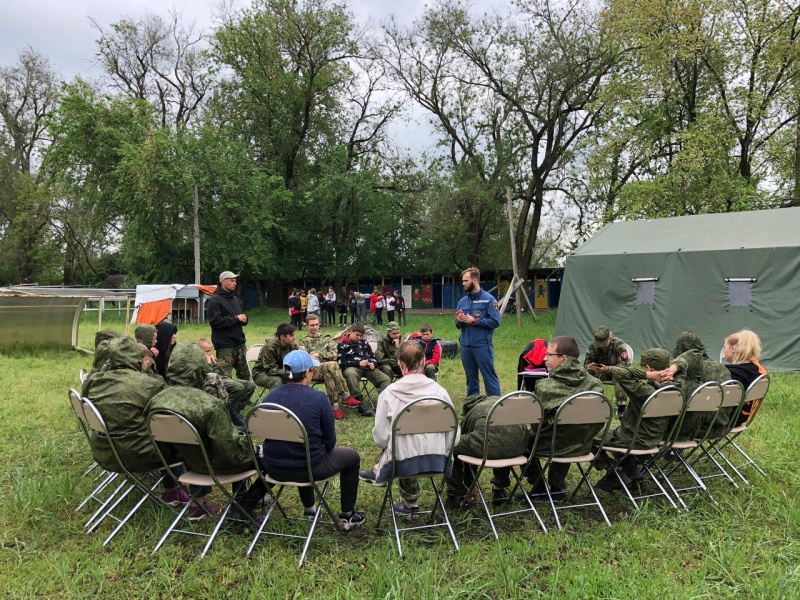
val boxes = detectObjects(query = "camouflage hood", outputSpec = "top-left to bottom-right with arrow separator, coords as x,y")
95,329 -> 123,349
92,330 -> 124,371
134,325 -> 157,347
673,331 -> 709,359
107,337 -> 145,372
166,343 -> 210,389
548,356 -> 594,388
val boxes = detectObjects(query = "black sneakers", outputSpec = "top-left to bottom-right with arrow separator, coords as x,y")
338,510 -> 366,531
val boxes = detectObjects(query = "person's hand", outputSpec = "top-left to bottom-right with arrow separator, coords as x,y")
368,362 -> 375,370
311,352 -> 320,359
151,347 -> 159,357
594,364 -> 609,374
393,339 -> 399,347
237,313 -> 247,323
359,360 -> 369,368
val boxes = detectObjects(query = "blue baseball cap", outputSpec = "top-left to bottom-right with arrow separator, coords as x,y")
283,350 -> 320,378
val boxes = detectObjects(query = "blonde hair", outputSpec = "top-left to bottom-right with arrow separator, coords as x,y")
724,329 -> 761,363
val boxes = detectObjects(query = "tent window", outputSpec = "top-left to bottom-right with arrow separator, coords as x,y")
632,278 -> 657,305
727,278 -> 755,307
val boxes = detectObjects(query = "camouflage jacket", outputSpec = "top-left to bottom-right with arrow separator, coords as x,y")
298,334 -> 338,362
83,337 -> 169,472
609,366 -> 668,448
252,337 -> 297,380
670,349 -> 706,440
146,344 -> 253,475
533,357 -> 605,456
376,336 -> 400,370
584,338 -> 631,368
453,395 -> 531,459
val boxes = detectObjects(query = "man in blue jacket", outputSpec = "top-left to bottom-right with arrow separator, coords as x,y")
455,267 -> 501,396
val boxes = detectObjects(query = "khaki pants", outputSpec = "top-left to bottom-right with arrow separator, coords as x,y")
311,362 -> 349,403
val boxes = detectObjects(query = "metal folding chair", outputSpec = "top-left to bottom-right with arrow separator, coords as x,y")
688,380 -> 746,488
147,410 -> 258,558
532,391 -> 614,530
67,389 -> 117,511
455,391 -> 547,539
246,343 -> 265,399
243,403 -> 340,567
703,375 -> 770,484
658,382 -> 724,508
600,385 -> 685,511
80,397 -> 177,547
375,397 -> 460,557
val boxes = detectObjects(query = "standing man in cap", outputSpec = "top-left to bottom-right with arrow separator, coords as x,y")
584,326 -> 631,415
206,270 -> 250,380
455,267 -> 502,397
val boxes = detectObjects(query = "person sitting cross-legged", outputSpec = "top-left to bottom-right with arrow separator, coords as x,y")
297,313 -> 361,421
359,342 -> 456,519
336,323 -> 385,417
236,350 -> 366,531
252,324 -> 297,393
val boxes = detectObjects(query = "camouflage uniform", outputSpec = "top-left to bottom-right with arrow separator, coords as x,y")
252,337 -> 296,392
526,358 -> 605,491
376,335 -> 402,380
584,327 -> 631,409
673,332 -> 732,437
217,345 -> 250,382
298,333 -> 350,404
83,337 -> 172,472
146,344 -> 254,475
669,349 -> 706,440
134,324 -> 160,379
447,395 -> 533,498
86,329 -> 124,379
207,359 -> 256,414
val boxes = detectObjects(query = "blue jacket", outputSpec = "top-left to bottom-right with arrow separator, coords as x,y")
455,288 -> 500,347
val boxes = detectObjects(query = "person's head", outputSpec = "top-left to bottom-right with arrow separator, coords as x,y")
672,331 -> 708,359
593,326 -> 612,350
283,349 -> 320,385
134,324 -> 157,348
420,323 -> 433,342
219,270 -> 238,292
397,341 -> 425,373
197,338 -> 214,362
386,321 -> 401,340
308,288 -> 316,296
544,335 -> 579,371
138,343 -> 152,372
394,290 -> 399,297
348,322 -> 365,341
301,290 -> 306,297
305,313 -> 321,334
166,343 -> 211,388
328,286 -> 334,293
461,267 -> 480,293
639,348 -> 670,373
723,329 -> 762,363
276,323 -> 296,346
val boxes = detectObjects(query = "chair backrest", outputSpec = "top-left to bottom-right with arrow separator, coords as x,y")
393,397 -> 458,436
720,380 -> 745,408
68,388 -> 90,437
80,396 -> 137,478
741,374 -> 770,424
555,391 -> 611,425
487,391 -> 543,428
246,344 -> 263,365
684,382 -> 724,413
246,403 -> 314,481
148,412 -> 202,446
641,386 -> 684,419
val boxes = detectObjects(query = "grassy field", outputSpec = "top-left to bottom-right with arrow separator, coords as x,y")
0,308 -> 798,598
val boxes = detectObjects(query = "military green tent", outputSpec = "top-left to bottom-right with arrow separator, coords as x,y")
554,208 -> 800,371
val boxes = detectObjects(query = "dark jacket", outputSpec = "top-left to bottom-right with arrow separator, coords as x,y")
337,338 -> 377,369
153,321 -> 178,378
206,287 -> 247,349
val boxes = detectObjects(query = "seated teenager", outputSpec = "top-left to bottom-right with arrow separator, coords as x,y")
336,323 -> 385,417
252,324 -> 297,392
722,329 -> 767,426
146,343 -> 256,520
198,338 -> 257,426
409,324 -> 442,380
237,350 -> 366,531
83,337 -> 189,507
376,321 -> 403,380
359,342 -> 455,519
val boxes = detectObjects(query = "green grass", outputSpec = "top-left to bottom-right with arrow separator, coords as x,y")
1,309 -> 798,597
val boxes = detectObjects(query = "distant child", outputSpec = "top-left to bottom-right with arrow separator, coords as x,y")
338,300 -> 348,325
410,323 -> 441,380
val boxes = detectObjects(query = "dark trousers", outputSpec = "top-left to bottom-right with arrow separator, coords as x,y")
248,448 -> 361,513
375,307 -> 383,325
386,310 -> 395,323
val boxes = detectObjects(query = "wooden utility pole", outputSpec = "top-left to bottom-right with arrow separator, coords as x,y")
498,187 -> 537,324
193,184 -> 201,285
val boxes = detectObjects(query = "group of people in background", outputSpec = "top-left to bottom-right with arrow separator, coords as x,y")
286,286 -> 407,331
78,267 -> 768,534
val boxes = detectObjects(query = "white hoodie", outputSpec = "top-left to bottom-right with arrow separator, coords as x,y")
371,373 -> 460,483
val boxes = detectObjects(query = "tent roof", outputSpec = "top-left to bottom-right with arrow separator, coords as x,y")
575,207 -> 800,256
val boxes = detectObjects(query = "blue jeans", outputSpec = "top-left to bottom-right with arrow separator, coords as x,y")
461,344 -> 501,396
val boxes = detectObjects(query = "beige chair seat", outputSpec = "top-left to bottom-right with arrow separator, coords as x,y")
551,452 -> 595,464
265,473 -> 337,487
180,470 -> 258,487
602,445 -> 660,456
456,454 -> 528,469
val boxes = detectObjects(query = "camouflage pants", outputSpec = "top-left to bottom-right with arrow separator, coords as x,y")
224,378 -> 257,412
311,362 -> 349,404
598,372 -> 627,407
216,344 -> 250,380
